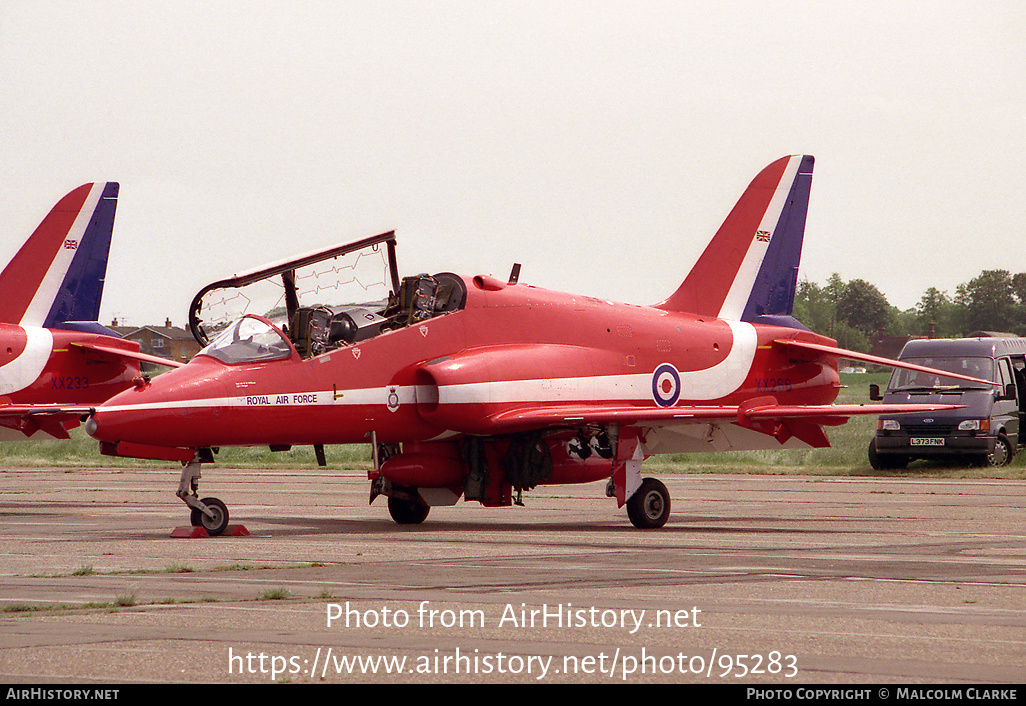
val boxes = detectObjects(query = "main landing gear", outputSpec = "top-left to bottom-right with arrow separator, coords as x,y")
387,496 -> 430,524
602,427 -> 671,529
178,459 -> 230,536
369,429 -> 674,529
625,478 -> 671,529
370,475 -> 433,525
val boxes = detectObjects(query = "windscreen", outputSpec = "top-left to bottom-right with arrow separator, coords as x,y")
197,316 -> 294,364
888,356 -> 994,390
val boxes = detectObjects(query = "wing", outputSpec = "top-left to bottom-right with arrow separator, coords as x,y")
417,340 -> 977,447
478,398 -> 965,448
0,405 -> 95,440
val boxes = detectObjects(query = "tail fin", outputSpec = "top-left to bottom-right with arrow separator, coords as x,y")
0,182 -> 119,328
656,155 -> 813,321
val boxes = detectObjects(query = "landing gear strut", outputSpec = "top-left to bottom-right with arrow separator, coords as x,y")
178,459 -> 230,536
371,476 -> 432,525
605,425 -> 670,529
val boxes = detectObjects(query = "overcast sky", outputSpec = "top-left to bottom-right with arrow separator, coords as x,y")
2,1 -> 1023,328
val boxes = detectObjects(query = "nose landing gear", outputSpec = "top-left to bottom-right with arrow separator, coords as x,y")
178,459 -> 231,536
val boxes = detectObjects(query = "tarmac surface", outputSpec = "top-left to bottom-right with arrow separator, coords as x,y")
0,465 -> 1023,684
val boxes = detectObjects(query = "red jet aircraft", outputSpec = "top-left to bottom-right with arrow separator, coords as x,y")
0,182 -> 181,440
86,155 -> 988,532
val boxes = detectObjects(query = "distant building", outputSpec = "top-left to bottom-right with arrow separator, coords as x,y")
870,334 -> 923,362
111,318 -> 202,365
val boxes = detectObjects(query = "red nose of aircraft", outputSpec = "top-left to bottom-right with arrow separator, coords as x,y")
86,357 -> 233,451
87,315 -> 306,454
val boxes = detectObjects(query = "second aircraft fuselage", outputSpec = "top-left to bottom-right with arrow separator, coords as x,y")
0,323 -> 141,405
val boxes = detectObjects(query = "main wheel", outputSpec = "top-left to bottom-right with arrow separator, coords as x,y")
190,497 -> 230,536
387,496 -> 430,524
987,434 -> 1013,467
626,478 -> 670,529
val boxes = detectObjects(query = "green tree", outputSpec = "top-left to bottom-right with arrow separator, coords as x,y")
836,278 -> 891,337
888,306 -> 917,338
831,322 -> 871,352
953,270 -> 1016,335
792,279 -> 834,334
914,287 -> 957,337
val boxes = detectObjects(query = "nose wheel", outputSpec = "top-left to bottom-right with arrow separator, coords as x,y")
190,497 -> 230,536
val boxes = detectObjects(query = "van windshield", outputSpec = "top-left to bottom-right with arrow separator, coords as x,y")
888,356 -> 994,391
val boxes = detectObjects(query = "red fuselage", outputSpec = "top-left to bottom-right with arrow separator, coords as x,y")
0,323 -> 141,406
87,274 -> 841,452
0,323 -> 148,439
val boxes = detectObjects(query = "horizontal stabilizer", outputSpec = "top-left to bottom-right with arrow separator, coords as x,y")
0,405 -> 95,439
71,341 -> 184,368
773,339 -> 999,386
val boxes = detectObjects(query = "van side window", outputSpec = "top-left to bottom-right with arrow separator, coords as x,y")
1011,356 -> 1026,385
999,358 -> 1014,389
1010,356 -> 1026,406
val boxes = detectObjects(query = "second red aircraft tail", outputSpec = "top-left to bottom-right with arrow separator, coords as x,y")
0,182 -> 119,329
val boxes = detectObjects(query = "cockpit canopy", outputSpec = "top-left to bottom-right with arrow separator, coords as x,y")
189,232 -> 467,362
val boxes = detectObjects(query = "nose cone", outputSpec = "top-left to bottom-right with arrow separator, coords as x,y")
83,414 -> 101,438
85,384 -> 157,444
87,359 -> 230,449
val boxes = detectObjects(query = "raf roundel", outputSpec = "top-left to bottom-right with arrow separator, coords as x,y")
651,363 -> 681,407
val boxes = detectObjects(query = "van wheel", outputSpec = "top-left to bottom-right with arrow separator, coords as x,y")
987,434 -> 1013,467
868,439 -> 907,470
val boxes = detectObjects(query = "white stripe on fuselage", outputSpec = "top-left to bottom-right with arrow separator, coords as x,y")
98,321 -> 759,414
0,327 -> 54,395
435,320 -> 757,406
